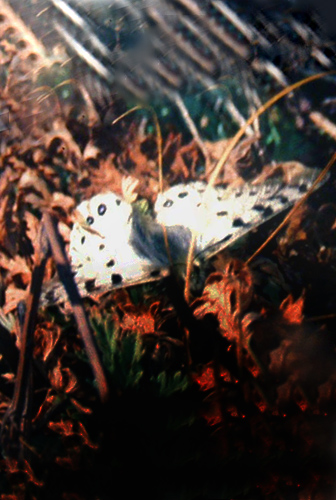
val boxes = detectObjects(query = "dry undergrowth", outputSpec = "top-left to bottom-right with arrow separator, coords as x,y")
0,17 -> 335,500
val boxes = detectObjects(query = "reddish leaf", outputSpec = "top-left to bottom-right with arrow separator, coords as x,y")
49,359 -> 78,394
116,293 -> 167,335
280,294 -> 304,324
121,309 -> 156,335
34,322 -> 61,362
193,263 -> 254,346
194,363 -> 216,391
69,398 -> 93,415
1,458 -> 43,487
33,390 -> 58,424
0,253 -> 31,283
77,422 -> 98,449
48,420 -> 74,437
3,285 -> 29,314
201,400 -> 223,427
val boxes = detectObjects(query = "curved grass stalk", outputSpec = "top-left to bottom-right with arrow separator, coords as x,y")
184,71 -> 335,302
245,152 -> 336,265
112,105 -> 176,269
111,104 -> 163,193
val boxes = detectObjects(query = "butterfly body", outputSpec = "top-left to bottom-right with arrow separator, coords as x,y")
42,168 -> 322,305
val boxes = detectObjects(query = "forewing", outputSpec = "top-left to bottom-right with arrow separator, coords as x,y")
154,170 -> 321,261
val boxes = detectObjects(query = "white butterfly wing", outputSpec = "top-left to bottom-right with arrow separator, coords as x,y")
42,192 -> 169,305
154,170 -> 320,260
42,169 -> 322,305
70,191 -> 170,284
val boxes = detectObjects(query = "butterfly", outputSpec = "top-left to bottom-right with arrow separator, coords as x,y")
42,167 -> 322,305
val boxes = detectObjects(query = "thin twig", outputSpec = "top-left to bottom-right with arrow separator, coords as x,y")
1,226 -> 49,456
309,111 -> 336,142
170,90 -> 211,169
42,212 -> 109,402
183,71 -> 334,301
245,152 -> 336,265
208,72 -> 334,190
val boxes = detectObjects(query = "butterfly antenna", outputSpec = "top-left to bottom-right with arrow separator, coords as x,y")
245,152 -> 336,266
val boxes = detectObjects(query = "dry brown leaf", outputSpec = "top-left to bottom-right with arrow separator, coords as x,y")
34,322 -> 61,363
49,358 -> 78,394
3,284 -> 28,314
0,252 -> 31,279
82,154 -> 123,198
45,120 -> 83,160
204,135 -> 258,183
23,211 -> 40,250
253,161 -> 308,185
193,263 -> 254,346
280,294 -> 305,324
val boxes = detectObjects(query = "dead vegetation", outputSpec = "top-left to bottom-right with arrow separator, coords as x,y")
0,13 -> 335,500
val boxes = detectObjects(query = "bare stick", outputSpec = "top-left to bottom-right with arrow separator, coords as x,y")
1,227 -> 49,455
42,212 -> 109,402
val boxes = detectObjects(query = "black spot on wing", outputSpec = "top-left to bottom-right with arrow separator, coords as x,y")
232,217 -> 249,228
150,269 -> 161,278
86,216 -> 94,225
85,279 -> 96,292
222,233 -> 233,242
111,273 -> 123,285
163,200 -> 173,208
178,191 -> 188,198
106,259 -> 115,268
98,203 -> 107,215
81,236 -> 85,245
263,206 -> 274,217
270,193 -> 289,204
99,244 -> 105,250
253,204 -> 274,217
298,183 -> 308,193
217,211 -> 228,217
277,194 -> 289,204
253,204 -> 265,212
116,199 -> 121,206
235,191 -> 243,198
